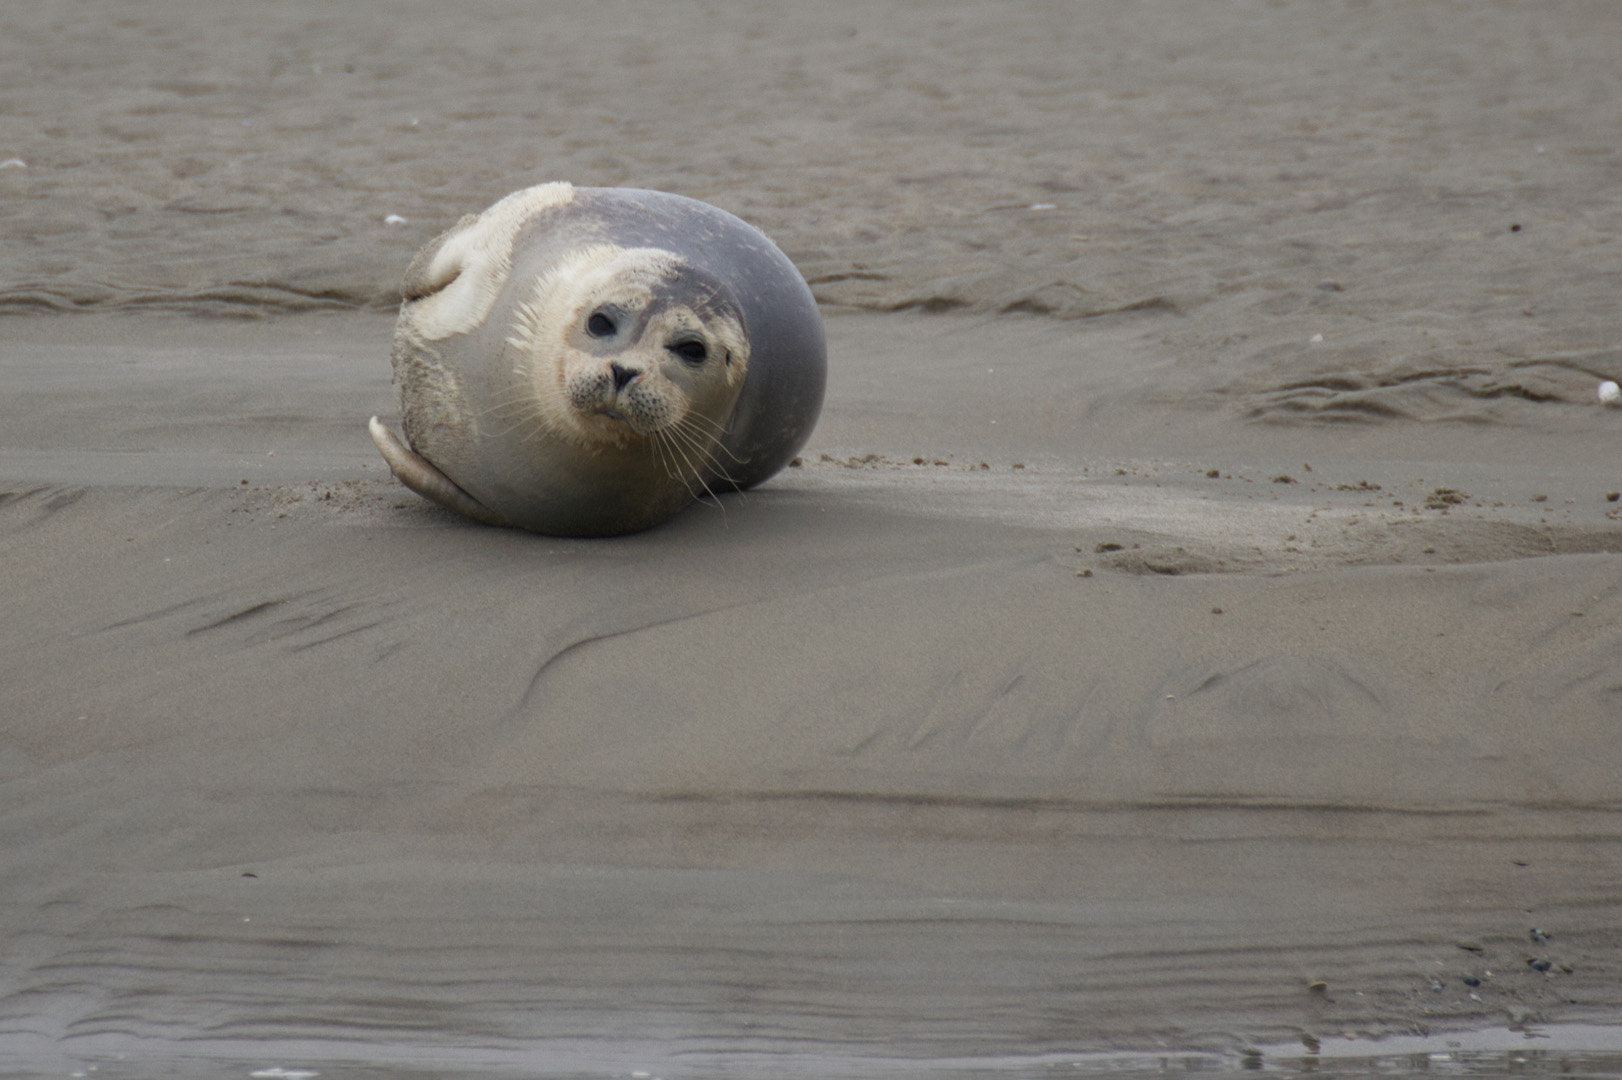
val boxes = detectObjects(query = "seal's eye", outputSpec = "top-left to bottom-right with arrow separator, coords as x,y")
669,340 -> 707,365
586,312 -> 616,338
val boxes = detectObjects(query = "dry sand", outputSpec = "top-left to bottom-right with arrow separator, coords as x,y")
2,2 -> 1622,1077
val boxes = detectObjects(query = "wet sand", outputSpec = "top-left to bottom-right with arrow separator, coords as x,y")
3,1 -> 1622,1076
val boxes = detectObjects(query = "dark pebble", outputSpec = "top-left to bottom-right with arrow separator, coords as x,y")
1463,975 -> 1481,987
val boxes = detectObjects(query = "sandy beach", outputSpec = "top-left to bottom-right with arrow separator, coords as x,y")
3,2 -> 1622,1077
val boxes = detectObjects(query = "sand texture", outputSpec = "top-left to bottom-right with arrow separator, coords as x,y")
2,2 -> 1622,1076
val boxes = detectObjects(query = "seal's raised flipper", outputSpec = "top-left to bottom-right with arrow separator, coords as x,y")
368,416 -> 508,527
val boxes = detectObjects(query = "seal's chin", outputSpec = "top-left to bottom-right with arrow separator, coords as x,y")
580,403 -> 656,442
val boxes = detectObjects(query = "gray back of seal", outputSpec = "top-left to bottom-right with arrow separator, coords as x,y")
564,188 -> 826,492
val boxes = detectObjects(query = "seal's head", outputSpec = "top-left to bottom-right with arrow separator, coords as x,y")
506,244 -> 750,485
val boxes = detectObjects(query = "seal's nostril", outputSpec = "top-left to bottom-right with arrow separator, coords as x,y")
608,362 -> 637,391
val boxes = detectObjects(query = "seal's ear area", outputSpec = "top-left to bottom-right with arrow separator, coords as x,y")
709,314 -> 749,387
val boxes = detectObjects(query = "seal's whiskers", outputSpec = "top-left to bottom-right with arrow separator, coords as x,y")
667,416 -> 738,488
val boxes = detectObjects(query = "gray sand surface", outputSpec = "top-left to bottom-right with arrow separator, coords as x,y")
2,2 -> 1621,1076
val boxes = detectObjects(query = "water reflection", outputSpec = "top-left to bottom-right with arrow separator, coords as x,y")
10,1029 -> 1622,1080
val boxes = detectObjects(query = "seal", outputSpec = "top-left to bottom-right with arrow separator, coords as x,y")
369,182 -> 825,537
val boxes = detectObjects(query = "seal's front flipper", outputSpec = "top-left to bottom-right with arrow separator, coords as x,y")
368,416 -> 508,527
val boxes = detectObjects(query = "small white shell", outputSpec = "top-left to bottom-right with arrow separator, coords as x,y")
1599,380 -> 1621,406
383,213 -> 408,225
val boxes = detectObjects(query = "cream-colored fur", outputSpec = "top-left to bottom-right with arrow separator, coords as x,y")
406,182 -> 577,342
504,244 -> 749,450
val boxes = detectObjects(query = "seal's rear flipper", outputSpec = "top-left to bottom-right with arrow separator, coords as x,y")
367,417 -> 508,527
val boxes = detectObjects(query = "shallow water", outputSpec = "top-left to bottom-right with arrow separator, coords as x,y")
9,1028 -> 1622,1080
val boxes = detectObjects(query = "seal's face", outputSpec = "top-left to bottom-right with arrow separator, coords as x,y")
507,245 -> 750,486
